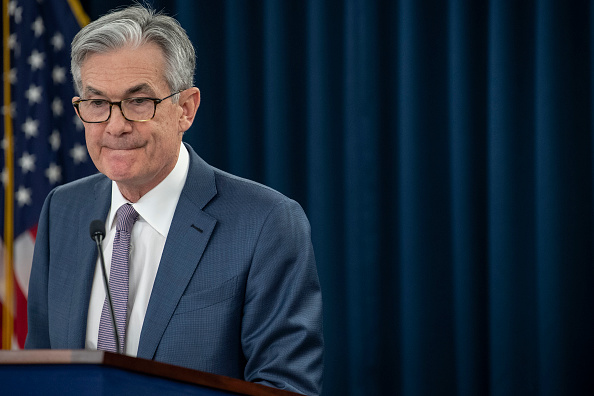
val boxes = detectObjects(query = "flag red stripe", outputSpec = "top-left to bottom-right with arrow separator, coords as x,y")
14,274 -> 28,348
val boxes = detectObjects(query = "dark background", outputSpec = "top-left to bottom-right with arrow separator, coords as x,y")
79,1 -> 594,395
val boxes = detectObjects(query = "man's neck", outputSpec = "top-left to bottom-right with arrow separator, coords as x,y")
115,164 -> 176,203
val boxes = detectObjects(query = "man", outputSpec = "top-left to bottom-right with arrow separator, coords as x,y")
25,5 -> 323,395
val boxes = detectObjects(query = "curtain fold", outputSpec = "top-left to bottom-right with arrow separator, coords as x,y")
488,2 -> 539,395
449,1 -> 489,395
83,0 -> 594,394
398,0 -> 456,394
535,1 -> 594,394
343,0 -> 385,394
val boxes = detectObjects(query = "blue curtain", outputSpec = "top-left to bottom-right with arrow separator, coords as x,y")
84,0 -> 594,395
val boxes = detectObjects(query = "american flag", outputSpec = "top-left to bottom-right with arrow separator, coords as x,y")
1,0 -> 96,349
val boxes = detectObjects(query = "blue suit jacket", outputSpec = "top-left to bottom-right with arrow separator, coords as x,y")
25,144 -> 323,395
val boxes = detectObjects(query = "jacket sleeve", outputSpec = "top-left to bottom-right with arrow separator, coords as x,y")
241,199 -> 324,396
24,188 -> 55,349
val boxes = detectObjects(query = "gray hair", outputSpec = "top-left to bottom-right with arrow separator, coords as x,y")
71,5 -> 195,96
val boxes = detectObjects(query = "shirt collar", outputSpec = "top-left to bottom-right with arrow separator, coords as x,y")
108,142 -> 189,237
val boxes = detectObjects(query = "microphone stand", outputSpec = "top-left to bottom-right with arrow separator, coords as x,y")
92,226 -> 122,354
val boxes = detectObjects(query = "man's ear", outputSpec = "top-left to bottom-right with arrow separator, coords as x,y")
72,96 -> 81,118
178,88 -> 200,132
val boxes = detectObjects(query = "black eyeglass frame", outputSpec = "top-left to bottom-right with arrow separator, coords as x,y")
72,91 -> 182,123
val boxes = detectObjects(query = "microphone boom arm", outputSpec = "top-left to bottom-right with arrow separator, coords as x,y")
90,220 -> 122,354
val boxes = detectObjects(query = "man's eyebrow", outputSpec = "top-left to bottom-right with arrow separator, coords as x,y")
83,86 -> 105,97
125,84 -> 156,96
82,84 -> 156,98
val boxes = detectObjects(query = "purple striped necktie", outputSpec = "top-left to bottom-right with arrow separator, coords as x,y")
97,203 -> 139,353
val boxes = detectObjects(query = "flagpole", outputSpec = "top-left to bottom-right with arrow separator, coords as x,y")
67,0 -> 90,27
2,0 -> 15,350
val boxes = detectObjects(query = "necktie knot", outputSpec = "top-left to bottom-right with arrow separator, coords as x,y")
116,204 -> 138,233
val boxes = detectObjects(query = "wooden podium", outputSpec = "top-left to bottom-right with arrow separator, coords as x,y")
0,350 -> 301,395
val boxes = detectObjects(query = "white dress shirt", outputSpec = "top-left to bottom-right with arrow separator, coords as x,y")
85,143 -> 189,356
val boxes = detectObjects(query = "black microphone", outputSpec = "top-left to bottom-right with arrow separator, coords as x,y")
89,220 -> 122,354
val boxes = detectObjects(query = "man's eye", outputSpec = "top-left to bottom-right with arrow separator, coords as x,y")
128,98 -> 151,106
89,100 -> 107,107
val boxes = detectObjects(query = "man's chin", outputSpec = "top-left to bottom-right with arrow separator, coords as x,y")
100,165 -> 138,184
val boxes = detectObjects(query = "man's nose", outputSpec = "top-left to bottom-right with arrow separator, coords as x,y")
104,104 -> 132,135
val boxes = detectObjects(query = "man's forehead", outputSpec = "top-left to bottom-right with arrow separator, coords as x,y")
79,43 -> 168,97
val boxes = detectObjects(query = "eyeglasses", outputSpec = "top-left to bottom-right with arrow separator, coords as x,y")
72,91 -> 181,123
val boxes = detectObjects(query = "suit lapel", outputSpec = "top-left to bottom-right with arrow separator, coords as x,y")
67,177 -> 111,347
137,145 -> 218,359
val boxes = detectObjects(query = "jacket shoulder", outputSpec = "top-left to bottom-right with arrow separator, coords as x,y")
52,172 -> 107,195
214,169 -> 289,202
48,173 -> 109,208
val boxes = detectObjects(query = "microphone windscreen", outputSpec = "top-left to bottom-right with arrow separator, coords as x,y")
89,219 -> 106,240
